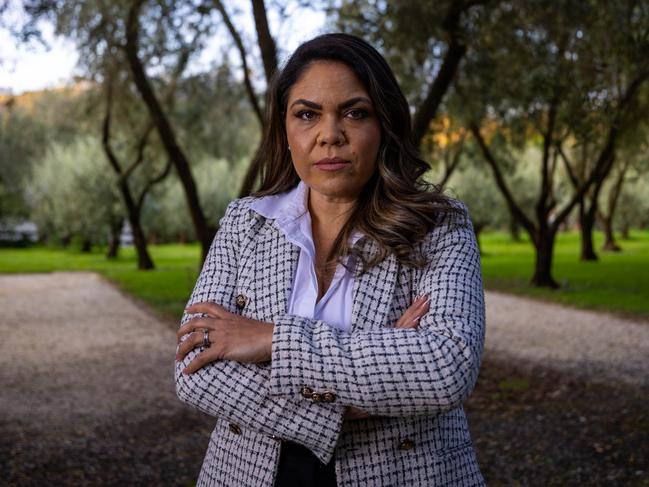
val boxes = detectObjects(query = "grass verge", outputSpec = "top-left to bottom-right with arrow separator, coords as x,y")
1,229 -> 647,320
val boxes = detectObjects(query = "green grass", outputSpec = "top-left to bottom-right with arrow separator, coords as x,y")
1,229 -> 648,321
479,229 -> 649,319
0,244 -> 201,320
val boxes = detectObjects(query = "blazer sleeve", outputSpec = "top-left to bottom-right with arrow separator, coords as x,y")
174,200 -> 345,464
267,202 -> 485,417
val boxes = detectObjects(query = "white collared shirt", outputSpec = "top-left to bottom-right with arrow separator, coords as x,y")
249,180 -> 363,332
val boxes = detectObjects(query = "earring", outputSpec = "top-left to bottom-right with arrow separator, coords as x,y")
288,146 -> 291,152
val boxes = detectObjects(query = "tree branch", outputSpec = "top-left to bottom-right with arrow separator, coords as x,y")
213,0 -> 264,125
251,0 -> 278,83
136,158 -> 173,212
469,121 -> 537,237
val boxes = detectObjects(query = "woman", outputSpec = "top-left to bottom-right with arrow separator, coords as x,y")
175,33 -> 485,486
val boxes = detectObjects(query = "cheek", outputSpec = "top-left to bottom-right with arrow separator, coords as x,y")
356,127 -> 382,165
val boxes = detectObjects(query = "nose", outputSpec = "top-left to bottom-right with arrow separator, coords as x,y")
317,115 -> 346,146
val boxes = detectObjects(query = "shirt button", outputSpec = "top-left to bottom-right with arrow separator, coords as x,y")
398,438 -> 415,450
321,391 -> 337,403
229,423 -> 242,435
311,392 -> 323,403
300,386 -> 314,399
235,294 -> 247,310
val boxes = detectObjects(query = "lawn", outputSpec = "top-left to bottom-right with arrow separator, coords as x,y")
0,244 -> 200,320
1,229 -> 647,321
479,229 -> 649,319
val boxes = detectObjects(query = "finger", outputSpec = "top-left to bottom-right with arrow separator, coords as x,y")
182,352 -> 209,374
395,294 -> 428,328
185,302 -> 230,319
177,317 -> 213,342
395,294 -> 426,325
182,346 -> 219,374
397,295 -> 429,328
409,298 -> 430,327
176,330 -> 205,361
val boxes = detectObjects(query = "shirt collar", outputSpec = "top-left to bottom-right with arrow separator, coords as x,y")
249,180 -> 364,246
249,179 -> 308,223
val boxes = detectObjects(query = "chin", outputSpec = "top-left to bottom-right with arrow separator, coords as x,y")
310,178 -> 366,201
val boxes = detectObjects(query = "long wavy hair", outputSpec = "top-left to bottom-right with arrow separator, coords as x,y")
250,33 -> 463,273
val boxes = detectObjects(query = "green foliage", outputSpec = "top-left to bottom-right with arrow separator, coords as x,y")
173,62 -> 260,164
0,107 -> 47,219
142,155 -> 247,242
27,136 -> 122,244
614,174 -> 649,232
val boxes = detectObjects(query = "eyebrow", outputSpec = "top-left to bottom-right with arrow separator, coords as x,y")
289,96 -> 372,110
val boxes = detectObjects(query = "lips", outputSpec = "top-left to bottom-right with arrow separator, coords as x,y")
315,157 -> 350,166
314,157 -> 351,171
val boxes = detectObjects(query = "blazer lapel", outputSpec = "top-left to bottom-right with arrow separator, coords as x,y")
250,219 -> 299,321
250,219 -> 399,332
350,239 -> 399,332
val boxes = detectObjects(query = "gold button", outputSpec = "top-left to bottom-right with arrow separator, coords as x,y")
311,392 -> 323,403
321,391 -> 336,403
300,386 -> 313,398
398,438 -> 414,450
229,423 -> 242,435
235,294 -> 247,310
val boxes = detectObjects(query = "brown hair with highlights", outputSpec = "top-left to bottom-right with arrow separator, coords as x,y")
250,33 -> 463,272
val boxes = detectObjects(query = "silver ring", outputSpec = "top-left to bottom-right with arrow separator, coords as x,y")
203,329 -> 211,348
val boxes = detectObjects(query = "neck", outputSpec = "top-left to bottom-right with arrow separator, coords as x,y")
307,189 -> 357,234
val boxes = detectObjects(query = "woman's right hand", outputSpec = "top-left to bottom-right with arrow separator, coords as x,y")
344,293 -> 430,420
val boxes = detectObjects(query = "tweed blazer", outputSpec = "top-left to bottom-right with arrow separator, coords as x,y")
175,194 -> 486,487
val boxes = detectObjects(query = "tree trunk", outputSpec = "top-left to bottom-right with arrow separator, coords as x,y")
107,175 -> 155,270
580,166 -> 608,261
621,225 -> 630,240
601,214 -> 621,251
579,213 -> 598,261
131,214 -> 154,270
81,238 -> 92,253
125,0 -> 214,262
251,0 -> 278,82
412,39 -> 466,146
531,229 -> 559,288
106,217 -> 123,259
239,143 -> 263,197
578,196 -> 598,261
509,217 -> 521,242
600,158 -> 629,252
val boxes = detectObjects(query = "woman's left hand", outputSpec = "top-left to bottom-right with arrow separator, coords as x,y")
176,301 -> 274,374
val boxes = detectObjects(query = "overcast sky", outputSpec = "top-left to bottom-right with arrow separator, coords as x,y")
0,2 -> 328,95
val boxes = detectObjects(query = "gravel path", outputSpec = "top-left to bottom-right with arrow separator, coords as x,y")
0,272 -> 212,485
484,290 -> 649,387
1,272 -> 647,485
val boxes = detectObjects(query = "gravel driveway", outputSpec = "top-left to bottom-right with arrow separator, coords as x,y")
0,272 -> 212,486
1,272 -> 647,485
484,291 -> 649,387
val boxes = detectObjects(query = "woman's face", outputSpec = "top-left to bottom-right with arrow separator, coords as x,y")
285,60 -> 382,204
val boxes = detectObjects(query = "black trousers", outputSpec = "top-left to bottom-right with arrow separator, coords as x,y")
273,440 -> 337,487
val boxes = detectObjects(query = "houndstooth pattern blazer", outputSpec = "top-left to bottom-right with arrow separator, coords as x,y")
175,193 -> 486,487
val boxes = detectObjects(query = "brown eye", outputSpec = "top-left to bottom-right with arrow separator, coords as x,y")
296,110 -> 317,121
347,108 -> 369,120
